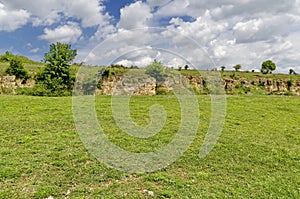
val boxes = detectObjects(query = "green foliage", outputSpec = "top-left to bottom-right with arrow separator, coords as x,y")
184,64 -> 189,70
289,68 -> 297,75
82,77 -> 98,95
233,64 -> 241,71
0,51 -> 13,62
5,58 -> 30,80
287,79 -> 293,91
35,42 -> 77,96
221,66 -> 226,71
156,86 -> 169,95
145,60 -> 166,82
261,60 -> 276,74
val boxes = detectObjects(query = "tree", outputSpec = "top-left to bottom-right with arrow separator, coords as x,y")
5,58 -> 30,80
289,68 -> 296,75
233,64 -> 241,72
35,42 -> 77,94
221,66 -> 226,71
261,60 -> 276,74
145,60 -> 166,82
184,64 -> 189,70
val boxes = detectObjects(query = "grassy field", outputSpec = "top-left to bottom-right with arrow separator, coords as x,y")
0,95 -> 299,198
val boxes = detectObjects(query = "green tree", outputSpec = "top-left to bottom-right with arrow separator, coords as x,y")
35,42 -> 77,94
145,60 -> 166,82
5,58 -> 30,80
184,64 -> 189,70
233,64 -> 241,72
261,60 -> 276,74
221,66 -> 226,71
289,68 -> 296,75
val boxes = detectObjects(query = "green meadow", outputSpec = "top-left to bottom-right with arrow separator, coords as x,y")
0,95 -> 299,198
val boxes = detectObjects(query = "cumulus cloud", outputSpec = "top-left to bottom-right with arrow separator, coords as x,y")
2,0 -> 112,28
29,48 -> 40,53
2,0 -> 300,73
64,0 -> 111,28
118,1 -> 153,29
0,3 -> 30,31
233,14 -> 300,43
167,11 -> 228,45
38,22 -> 82,43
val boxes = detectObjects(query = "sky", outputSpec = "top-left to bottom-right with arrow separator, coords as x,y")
0,0 -> 300,73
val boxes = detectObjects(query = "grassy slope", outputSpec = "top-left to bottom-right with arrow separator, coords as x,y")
0,95 -> 299,198
0,62 -> 44,76
180,69 -> 300,81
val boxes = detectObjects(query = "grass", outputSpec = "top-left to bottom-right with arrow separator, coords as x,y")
0,95 -> 299,198
179,69 -> 300,81
0,62 -> 44,77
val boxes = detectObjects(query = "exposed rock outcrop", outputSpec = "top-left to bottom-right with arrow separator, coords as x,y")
0,75 -> 35,94
1,72 -> 300,96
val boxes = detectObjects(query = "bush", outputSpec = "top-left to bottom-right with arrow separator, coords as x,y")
156,86 -> 168,95
287,80 -> 293,91
145,60 -> 166,82
5,59 -> 30,81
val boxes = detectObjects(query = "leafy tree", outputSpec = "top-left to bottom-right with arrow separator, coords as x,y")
221,66 -> 226,71
233,64 -> 241,72
184,64 -> 189,70
35,42 -> 77,95
289,68 -> 296,75
261,60 -> 276,74
5,58 -> 30,80
145,60 -> 166,82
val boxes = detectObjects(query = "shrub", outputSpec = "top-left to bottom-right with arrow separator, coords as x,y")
145,60 -> 166,82
156,86 -> 168,95
287,80 -> 293,91
5,59 -> 30,81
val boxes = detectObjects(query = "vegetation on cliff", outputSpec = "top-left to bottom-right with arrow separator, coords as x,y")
0,44 -> 299,96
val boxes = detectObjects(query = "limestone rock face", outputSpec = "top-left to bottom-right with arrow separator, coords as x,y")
76,73 -> 300,96
1,72 -> 300,96
258,78 -> 300,95
0,76 -> 35,94
97,70 -> 157,96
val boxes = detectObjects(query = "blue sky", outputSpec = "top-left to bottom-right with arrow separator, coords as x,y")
1,0 -> 300,73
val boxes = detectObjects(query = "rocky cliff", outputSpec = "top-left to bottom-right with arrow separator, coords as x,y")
0,76 -> 34,94
95,72 -> 300,96
1,71 -> 300,96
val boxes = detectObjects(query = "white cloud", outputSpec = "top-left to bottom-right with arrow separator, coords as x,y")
38,22 -> 82,43
233,14 -> 300,43
118,1 -> 153,29
167,11 -> 228,45
3,0 -> 112,28
64,0 -> 111,28
146,0 -> 173,8
0,3 -> 30,31
32,11 -> 61,27
29,48 -> 40,53
90,24 -> 116,41
2,0 -> 300,73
